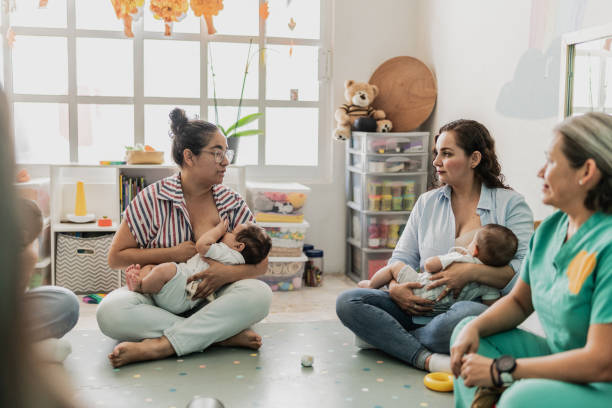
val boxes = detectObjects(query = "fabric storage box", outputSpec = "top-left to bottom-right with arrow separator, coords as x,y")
259,221 -> 309,257
55,233 -> 120,293
257,255 -> 307,291
247,182 -> 310,223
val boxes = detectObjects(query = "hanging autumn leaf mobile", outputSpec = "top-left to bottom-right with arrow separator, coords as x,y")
110,0 -> 145,38
190,0 -> 223,35
150,0 -> 189,36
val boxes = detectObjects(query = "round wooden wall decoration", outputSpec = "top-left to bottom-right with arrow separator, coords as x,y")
369,56 -> 437,132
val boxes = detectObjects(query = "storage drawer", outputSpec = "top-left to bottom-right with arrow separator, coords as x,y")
257,255 -> 307,291
55,233 -> 120,293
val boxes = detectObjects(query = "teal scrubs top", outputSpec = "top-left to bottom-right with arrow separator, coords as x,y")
520,211 -> 612,354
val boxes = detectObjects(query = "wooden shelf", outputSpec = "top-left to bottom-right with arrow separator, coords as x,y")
53,222 -> 119,233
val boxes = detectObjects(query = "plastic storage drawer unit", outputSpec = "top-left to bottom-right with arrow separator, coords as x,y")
247,182 -> 311,223
257,255 -> 308,291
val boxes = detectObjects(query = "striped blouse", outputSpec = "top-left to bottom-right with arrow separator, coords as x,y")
125,173 -> 254,249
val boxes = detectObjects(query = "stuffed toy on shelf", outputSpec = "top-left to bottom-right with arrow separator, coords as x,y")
333,80 -> 392,141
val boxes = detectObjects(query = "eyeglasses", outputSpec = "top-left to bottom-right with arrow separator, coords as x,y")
202,149 -> 234,164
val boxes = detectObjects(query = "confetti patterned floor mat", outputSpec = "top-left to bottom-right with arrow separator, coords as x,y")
64,321 -> 453,408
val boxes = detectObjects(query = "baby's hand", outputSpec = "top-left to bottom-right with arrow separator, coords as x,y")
217,218 -> 229,232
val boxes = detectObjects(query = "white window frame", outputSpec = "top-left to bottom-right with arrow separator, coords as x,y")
2,0 -> 333,182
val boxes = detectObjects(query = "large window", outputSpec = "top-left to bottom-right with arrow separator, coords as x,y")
2,0 -> 331,180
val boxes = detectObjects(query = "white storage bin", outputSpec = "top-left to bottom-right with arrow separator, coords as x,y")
257,254 -> 308,291
258,221 -> 309,257
55,233 -> 120,293
247,182 -> 311,223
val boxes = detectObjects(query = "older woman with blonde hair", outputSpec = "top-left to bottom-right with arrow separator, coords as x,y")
451,112 -> 612,407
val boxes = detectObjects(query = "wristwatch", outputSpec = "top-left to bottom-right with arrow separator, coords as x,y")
494,355 -> 517,387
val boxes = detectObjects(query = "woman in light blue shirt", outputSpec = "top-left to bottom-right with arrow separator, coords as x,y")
337,119 -> 534,372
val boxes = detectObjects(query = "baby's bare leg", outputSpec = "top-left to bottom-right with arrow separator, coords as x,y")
140,263 -> 177,294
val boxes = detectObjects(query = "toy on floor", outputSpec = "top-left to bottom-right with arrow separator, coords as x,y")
186,396 -> 225,408
83,293 -> 107,304
423,372 -> 454,392
300,354 -> 314,367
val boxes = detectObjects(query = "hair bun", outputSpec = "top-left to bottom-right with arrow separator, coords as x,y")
169,107 -> 188,136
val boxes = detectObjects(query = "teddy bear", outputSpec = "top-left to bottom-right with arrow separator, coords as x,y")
333,80 -> 392,141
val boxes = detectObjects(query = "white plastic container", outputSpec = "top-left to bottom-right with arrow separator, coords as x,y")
257,254 -> 308,291
247,182 -> 311,223
258,221 -> 309,257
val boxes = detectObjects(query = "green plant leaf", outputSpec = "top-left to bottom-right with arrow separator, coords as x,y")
225,112 -> 263,134
217,124 -> 226,136
228,129 -> 263,138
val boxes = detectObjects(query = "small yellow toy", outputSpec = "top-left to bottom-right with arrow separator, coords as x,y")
423,372 -> 454,392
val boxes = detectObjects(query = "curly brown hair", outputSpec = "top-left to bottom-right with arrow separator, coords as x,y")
432,119 -> 510,189
235,224 -> 272,265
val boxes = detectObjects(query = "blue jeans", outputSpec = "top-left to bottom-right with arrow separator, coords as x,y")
336,288 -> 488,367
24,286 -> 80,341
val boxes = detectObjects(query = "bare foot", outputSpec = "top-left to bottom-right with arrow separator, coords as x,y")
108,336 -> 175,368
125,264 -> 142,292
357,280 -> 371,288
217,329 -> 262,350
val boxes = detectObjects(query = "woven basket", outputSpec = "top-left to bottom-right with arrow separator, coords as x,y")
55,233 -> 120,293
126,150 -> 164,165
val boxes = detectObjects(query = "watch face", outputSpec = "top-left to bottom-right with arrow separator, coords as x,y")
496,355 -> 516,372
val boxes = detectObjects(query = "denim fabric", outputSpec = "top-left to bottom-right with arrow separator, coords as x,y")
24,285 -> 80,341
336,288 -> 488,366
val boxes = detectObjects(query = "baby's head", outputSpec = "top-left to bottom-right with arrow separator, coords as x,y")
221,223 -> 271,264
469,224 -> 518,267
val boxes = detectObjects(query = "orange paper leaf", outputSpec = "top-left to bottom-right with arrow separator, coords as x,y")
190,0 -> 224,35
259,1 -> 269,21
6,27 -> 15,48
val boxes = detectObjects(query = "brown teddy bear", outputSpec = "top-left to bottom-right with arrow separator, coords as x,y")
334,80 -> 392,141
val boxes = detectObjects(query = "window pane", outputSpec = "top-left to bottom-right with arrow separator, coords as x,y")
14,102 -> 69,163
266,45 -> 318,101
78,104 -> 134,163
13,36 -> 67,95
266,0 -> 319,39
207,106 -> 258,165
212,0 -> 258,36
144,6 -> 200,34
265,107 -> 317,165
605,58 -> 612,109
10,0 -> 67,28
144,40 -> 199,97
573,55 -> 600,109
208,42 -> 258,99
76,0 -> 124,31
145,104 -> 200,164
77,38 -> 133,96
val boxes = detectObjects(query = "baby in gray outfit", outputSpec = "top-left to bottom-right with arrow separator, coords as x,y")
358,224 -> 518,315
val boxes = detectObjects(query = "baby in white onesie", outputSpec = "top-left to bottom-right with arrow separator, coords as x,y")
125,220 -> 271,315
358,224 -> 518,316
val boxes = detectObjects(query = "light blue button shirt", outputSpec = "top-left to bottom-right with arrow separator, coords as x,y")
389,184 -> 534,295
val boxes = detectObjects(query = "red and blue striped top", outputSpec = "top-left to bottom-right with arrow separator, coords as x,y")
125,173 -> 254,248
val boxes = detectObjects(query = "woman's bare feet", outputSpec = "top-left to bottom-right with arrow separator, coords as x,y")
125,264 -> 142,292
108,336 -> 175,368
217,329 -> 262,350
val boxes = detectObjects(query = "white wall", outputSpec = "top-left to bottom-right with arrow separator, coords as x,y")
301,0 -> 420,274
305,0 -> 612,274
414,0 -> 612,220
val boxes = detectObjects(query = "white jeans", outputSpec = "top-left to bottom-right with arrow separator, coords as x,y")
96,279 -> 272,356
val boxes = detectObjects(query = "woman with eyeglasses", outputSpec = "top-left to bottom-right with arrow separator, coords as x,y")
97,108 -> 271,367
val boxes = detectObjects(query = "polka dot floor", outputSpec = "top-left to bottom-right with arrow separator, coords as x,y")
64,321 -> 453,408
